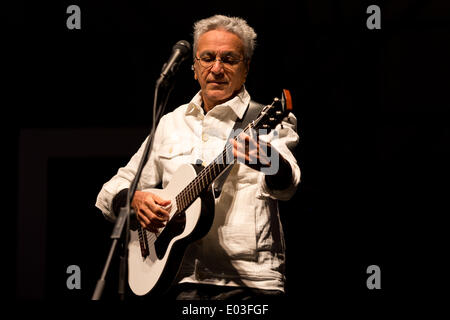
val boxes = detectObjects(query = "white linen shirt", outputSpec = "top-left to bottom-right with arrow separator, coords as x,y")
95,88 -> 301,292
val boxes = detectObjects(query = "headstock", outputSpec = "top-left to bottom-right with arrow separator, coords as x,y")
251,89 -> 293,133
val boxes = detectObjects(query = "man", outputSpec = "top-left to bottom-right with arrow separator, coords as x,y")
96,14 -> 301,300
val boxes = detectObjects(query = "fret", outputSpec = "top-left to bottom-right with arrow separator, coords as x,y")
208,163 -> 214,179
177,193 -> 181,211
175,194 -> 180,212
181,190 -> 186,212
190,184 -> 196,201
183,187 -> 190,210
216,161 -> 221,177
186,186 -> 194,207
202,167 -> 208,186
198,176 -> 203,193
207,166 -> 214,182
179,191 -> 184,212
199,176 -> 205,193
185,190 -> 189,210
178,193 -> 184,213
193,179 -> 198,197
181,190 -> 187,212
204,165 -> 211,185
186,187 -> 191,208
202,174 -> 206,189
202,171 -> 209,190
217,161 -> 225,173
198,176 -> 204,194
212,162 -> 218,178
207,166 -> 213,186
208,165 -> 214,184
180,192 -> 186,212
212,162 -> 218,179
214,161 -> 220,174
197,177 -> 203,194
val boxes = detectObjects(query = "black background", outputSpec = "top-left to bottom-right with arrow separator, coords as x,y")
5,0 -> 450,312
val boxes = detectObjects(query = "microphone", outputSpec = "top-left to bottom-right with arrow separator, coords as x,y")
158,40 -> 191,84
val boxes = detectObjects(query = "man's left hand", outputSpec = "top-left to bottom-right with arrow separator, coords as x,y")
229,132 -> 277,172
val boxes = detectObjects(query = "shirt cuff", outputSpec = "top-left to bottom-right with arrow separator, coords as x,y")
256,157 -> 299,201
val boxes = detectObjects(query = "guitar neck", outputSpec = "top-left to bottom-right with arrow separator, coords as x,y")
175,145 -> 234,212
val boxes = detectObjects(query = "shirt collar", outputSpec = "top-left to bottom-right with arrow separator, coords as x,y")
185,87 -> 251,120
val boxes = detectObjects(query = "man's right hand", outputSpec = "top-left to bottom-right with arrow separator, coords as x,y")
131,191 -> 171,233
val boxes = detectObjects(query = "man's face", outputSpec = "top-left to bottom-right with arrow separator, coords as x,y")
194,29 -> 249,110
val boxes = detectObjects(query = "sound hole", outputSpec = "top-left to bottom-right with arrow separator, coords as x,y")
154,211 -> 186,259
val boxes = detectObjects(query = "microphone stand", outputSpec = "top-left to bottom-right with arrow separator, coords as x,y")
91,74 -> 175,300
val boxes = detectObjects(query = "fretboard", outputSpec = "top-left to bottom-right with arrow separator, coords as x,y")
175,144 -> 234,212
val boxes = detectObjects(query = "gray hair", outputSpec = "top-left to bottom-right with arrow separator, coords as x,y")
193,15 -> 257,61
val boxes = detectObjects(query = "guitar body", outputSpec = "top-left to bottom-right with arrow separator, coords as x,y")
128,164 -> 214,296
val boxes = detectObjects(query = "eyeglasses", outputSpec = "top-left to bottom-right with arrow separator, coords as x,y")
195,55 -> 245,69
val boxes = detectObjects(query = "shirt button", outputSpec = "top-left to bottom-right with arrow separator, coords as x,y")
202,133 -> 208,142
